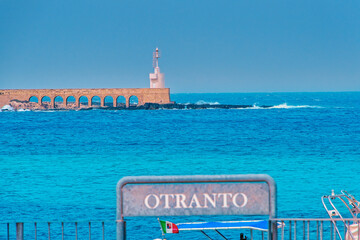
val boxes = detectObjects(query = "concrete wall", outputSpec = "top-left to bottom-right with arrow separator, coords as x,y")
0,88 -> 172,109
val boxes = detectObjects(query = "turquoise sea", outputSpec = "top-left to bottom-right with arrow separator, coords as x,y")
1,92 -> 360,239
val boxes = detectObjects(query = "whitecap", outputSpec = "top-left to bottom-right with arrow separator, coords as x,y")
236,103 -> 323,110
269,103 -> 322,109
195,100 -> 220,105
249,104 -> 262,109
1,105 -> 14,111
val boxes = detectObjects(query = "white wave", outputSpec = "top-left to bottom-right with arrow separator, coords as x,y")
269,103 -> 322,109
195,100 -> 220,105
248,104 -> 262,109
235,103 -> 323,110
33,110 -> 57,112
17,108 -> 31,112
232,105 -> 257,110
1,105 -> 14,112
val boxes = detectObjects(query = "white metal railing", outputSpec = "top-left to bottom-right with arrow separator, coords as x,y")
1,221 -> 115,240
271,218 -> 360,240
3,218 -> 360,240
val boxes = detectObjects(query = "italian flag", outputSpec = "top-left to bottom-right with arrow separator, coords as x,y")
159,220 -> 179,234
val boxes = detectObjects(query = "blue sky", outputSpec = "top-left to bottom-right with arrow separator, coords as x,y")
0,0 -> 359,93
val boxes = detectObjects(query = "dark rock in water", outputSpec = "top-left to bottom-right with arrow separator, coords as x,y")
97,103 -> 275,110
33,102 -> 275,111
139,103 -> 161,110
183,104 -> 254,109
124,103 -> 269,110
79,107 -> 94,111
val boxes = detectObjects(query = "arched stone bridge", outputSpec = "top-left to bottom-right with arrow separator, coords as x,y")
0,88 -> 172,109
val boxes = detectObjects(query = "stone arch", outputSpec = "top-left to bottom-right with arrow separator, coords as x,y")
79,96 -> 89,107
129,95 -> 139,107
91,96 -> 101,107
116,96 -> 126,108
104,96 -> 114,107
29,96 -> 38,103
66,96 -> 76,108
54,96 -> 64,108
41,96 -> 52,108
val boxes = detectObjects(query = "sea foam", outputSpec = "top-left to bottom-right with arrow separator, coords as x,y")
269,103 -> 322,109
195,100 -> 220,105
243,103 -> 323,109
0,105 -> 14,112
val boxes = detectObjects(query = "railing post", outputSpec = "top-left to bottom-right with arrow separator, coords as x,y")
75,222 -> 78,240
117,220 -> 126,240
307,221 -> 309,240
48,222 -> 51,240
268,220 -> 277,240
268,220 -> 272,240
316,221 -> 319,240
272,220 -> 278,240
62,222 -> 64,240
102,222 -> 105,240
320,221 -> 323,240
303,221 -> 305,240
7,223 -> 10,240
89,222 -> 91,240
16,222 -> 24,240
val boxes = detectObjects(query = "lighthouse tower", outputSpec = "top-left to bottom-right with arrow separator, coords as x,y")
149,48 -> 165,88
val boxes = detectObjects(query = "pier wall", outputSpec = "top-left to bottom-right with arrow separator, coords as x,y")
0,88 -> 172,109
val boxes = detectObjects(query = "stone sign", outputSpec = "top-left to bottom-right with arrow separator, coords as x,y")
122,182 -> 269,216
116,175 -> 276,240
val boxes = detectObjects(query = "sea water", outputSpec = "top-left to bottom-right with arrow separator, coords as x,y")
0,92 -> 359,239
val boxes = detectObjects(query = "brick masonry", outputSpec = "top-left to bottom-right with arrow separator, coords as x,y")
0,88 -> 172,109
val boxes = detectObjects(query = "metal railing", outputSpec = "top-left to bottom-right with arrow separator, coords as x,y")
1,221 -> 115,240
3,218 -> 360,240
271,218 -> 360,240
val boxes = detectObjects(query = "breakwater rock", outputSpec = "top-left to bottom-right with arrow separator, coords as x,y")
97,103 -> 272,110
2,101 -> 273,111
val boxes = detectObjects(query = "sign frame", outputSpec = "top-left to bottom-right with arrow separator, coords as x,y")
116,174 -> 276,240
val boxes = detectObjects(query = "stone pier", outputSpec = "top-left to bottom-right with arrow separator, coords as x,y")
0,88 -> 172,110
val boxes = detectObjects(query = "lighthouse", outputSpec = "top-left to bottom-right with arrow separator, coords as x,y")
149,48 -> 165,88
